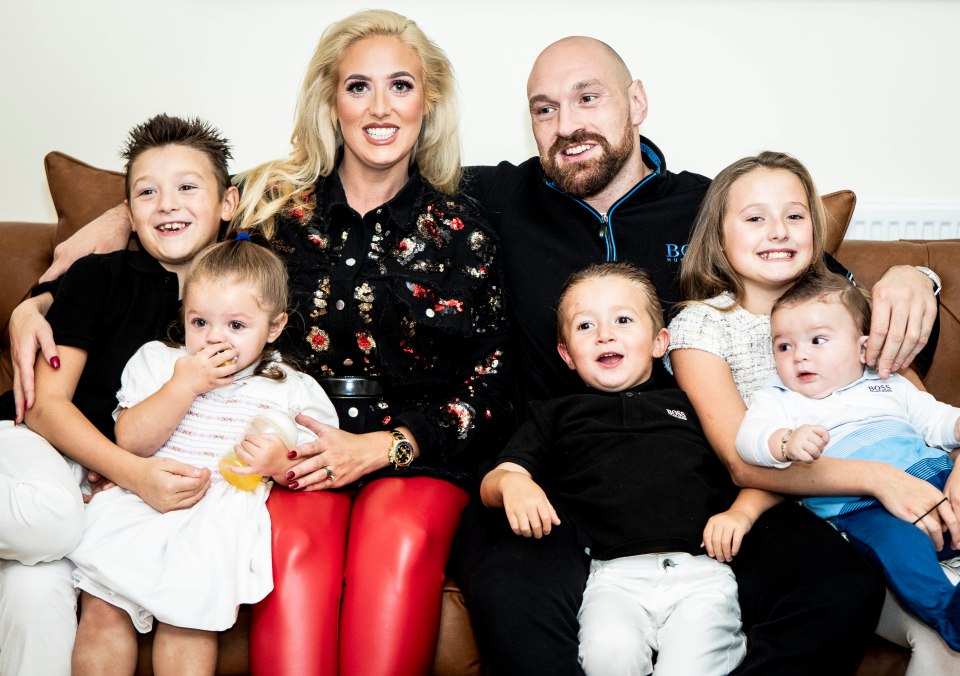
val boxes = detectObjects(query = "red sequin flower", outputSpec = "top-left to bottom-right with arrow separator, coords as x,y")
307,327 -> 329,353
356,332 -> 377,354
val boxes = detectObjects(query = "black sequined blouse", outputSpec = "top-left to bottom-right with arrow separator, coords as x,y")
269,168 -> 514,486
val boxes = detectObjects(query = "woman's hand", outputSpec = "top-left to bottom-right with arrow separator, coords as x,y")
286,413 -> 393,490
874,467 -> 959,551
9,293 -> 56,422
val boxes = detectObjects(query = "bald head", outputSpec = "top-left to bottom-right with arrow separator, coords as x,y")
525,35 -> 649,210
528,36 -> 633,96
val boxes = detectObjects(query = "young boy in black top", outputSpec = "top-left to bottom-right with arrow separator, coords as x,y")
481,262 -> 750,676
0,114 -> 238,675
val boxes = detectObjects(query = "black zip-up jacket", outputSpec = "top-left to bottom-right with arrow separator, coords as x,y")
466,137 -> 710,402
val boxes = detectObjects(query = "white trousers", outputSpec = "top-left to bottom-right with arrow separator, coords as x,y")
876,558 -> 960,676
578,552 -> 746,676
0,421 -> 84,676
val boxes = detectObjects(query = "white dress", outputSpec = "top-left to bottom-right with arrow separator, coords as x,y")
68,341 -> 338,633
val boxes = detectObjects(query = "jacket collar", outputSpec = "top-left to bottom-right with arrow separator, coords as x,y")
320,161 -> 421,227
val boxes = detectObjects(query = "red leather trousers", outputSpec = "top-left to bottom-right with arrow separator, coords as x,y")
250,477 -> 468,675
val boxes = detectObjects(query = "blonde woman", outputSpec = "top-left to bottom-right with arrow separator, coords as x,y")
231,10 -> 511,675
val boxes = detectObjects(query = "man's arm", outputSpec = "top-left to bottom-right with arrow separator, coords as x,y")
866,265 -> 939,378
39,204 -> 132,283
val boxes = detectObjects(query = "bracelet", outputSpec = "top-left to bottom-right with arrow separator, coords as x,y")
779,429 -> 794,462
913,497 -> 948,525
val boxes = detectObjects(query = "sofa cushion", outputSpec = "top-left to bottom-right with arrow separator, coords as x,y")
822,190 -> 856,256
45,151 -> 125,244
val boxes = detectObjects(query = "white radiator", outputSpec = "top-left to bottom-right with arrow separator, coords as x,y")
847,198 -> 960,241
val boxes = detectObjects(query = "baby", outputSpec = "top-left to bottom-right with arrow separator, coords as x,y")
736,270 -> 960,650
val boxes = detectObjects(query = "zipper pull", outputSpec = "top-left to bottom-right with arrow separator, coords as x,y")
598,212 -> 608,238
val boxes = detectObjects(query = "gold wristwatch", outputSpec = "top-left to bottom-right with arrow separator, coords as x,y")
387,429 -> 415,469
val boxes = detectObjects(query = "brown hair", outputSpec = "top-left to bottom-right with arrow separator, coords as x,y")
121,114 -> 232,200
556,262 -> 664,344
679,151 -> 828,310
182,234 -> 290,379
772,271 -> 871,335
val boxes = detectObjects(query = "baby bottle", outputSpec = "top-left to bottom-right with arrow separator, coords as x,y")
219,409 -> 299,491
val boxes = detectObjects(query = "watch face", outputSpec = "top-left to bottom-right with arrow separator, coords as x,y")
393,441 -> 414,466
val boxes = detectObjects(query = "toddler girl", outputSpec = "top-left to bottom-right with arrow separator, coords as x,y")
666,151 -> 959,672
68,235 -> 337,674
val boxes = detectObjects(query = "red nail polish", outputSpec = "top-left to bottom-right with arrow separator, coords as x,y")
287,450 -> 297,460
289,481 -> 299,490
50,356 -> 61,370
285,471 -> 295,481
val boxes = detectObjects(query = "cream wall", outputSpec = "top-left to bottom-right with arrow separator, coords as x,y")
3,0 -> 959,223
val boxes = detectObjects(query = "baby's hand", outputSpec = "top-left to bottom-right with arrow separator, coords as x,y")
702,509 -> 754,562
500,473 -> 560,539
172,342 -> 239,396
233,433 -> 292,482
784,425 -> 830,464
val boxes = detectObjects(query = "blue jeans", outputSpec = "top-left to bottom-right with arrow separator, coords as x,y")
835,468 -> 960,651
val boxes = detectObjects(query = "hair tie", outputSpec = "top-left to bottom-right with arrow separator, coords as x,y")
236,231 -> 252,242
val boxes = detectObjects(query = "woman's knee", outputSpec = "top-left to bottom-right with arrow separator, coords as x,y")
349,478 -> 467,571
267,487 -> 352,556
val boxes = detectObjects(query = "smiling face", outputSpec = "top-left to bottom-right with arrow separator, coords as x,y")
557,274 -> 669,392
527,37 -> 647,200
127,145 -> 238,278
335,35 -> 425,182
722,168 -> 814,313
772,297 -> 867,399
183,276 -> 287,372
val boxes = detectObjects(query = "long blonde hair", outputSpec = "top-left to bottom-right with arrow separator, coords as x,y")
233,9 -> 461,237
679,151 -> 828,308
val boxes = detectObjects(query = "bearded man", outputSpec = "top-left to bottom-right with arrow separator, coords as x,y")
454,36 -> 938,676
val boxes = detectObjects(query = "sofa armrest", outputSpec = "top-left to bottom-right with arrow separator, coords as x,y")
1,221 -> 56,394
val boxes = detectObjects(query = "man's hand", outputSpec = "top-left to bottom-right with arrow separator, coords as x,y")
39,204 -> 132,282
867,266 -> 937,378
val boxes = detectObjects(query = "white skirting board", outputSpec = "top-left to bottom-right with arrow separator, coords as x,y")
847,199 -> 960,241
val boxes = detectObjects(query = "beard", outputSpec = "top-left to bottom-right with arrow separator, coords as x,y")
540,126 -> 636,199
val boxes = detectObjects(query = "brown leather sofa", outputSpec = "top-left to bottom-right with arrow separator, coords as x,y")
8,152 -> 957,675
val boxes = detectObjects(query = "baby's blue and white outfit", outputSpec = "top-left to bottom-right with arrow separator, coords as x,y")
737,370 -> 960,649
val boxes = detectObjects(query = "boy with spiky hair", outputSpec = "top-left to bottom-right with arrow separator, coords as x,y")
0,113 -> 238,675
